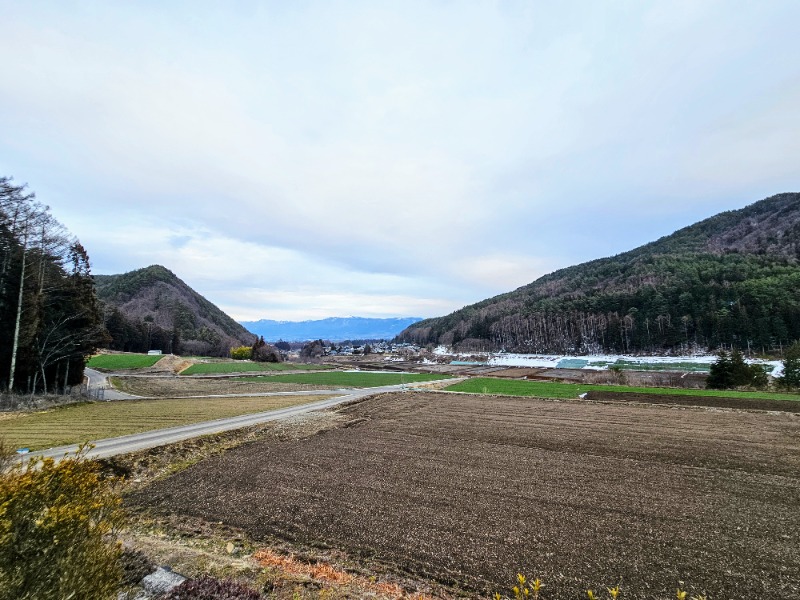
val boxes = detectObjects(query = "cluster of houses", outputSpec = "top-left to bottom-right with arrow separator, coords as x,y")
315,341 -> 421,357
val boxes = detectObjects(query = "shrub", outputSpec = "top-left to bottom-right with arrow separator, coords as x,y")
707,349 -> 767,389
120,547 -> 156,586
779,341 -> 800,390
299,339 -> 325,359
251,337 -> 281,363
0,444 -> 124,600
495,574 -> 707,600
159,576 -> 264,599
230,346 -> 253,360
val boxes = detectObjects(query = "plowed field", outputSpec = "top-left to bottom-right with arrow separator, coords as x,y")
132,392 -> 800,599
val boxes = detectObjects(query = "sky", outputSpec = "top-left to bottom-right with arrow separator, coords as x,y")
1,1 -> 799,321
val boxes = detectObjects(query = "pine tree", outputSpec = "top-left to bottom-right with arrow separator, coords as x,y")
729,349 -> 751,386
706,350 -> 733,389
780,342 -> 800,390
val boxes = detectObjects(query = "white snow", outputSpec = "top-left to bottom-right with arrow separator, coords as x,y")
427,349 -> 783,375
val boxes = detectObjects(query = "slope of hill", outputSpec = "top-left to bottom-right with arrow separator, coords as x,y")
95,265 -> 255,356
240,316 -> 423,342
399,193 -> 800,354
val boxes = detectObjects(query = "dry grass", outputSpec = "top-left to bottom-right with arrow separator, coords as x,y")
0,395 -> 329,450
254,549 -> 437,599
112,376 -> 332,397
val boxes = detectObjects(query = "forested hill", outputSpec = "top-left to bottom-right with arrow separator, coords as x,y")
95,265 -> 255,356
399,193 -> 800,354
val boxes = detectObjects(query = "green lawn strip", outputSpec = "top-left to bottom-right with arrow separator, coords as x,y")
240,372 -> 452,388
614,360 -> 713,372
180,362 -> 331,375
445,377 -> 800,402
0,395 -> 328,451
87,354 -> 163,370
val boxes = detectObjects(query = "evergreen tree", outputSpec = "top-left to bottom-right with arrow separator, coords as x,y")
706,351 -> 733,389
729,349 -> 751,386
708,348 -> 768,389
780,342 -> 800,389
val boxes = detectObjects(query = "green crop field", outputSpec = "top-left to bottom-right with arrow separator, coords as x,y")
446,377 -> 800,402
613,359 -> 714,373
0,395 -> 329,451
241,372 -> 452,388
86,353 -> 164,370
180,361 -> 331,375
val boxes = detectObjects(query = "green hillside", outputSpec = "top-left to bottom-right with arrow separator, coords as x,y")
399,193 -> 800,354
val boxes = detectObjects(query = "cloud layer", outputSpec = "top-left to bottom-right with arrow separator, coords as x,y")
2,1 -> 798,320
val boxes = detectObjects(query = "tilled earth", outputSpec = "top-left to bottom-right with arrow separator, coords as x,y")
131,392 -> 800,599
586,390 -> 800,412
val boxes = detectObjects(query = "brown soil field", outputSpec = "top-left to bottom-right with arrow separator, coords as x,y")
113,376 -> 333,397
587,390 -> 800,412
130,392 -> 800,599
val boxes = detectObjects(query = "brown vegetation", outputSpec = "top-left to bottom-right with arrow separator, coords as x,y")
112,376 -> 338,397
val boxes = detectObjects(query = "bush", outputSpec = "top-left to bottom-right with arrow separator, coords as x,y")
299,339 -> 325,359
0,443 -> 124,600
120,548 -> 156,586
779,341 -> 800,390
159,576 -> 264,599
251,337 -> 281,363
229,346 -> 252,360
707,349 -> 767,389
495,573 -> 707,600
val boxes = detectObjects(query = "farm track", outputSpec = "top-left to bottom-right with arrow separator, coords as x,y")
131,391 -> 800,599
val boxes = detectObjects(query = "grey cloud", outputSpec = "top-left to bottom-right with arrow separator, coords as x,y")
1,2 -> 799,319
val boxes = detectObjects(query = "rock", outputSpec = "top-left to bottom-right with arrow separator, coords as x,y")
141,566 -> 186,596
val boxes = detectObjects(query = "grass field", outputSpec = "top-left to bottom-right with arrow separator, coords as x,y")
87,354 -> 164,370
181,362 -> 331,375
241,372 -> 452,388
446,377 -> 800,401
613,359 -> 714,372
0,395 -> 328,450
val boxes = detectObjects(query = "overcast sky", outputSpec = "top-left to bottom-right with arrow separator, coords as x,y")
2,1 -> 799,321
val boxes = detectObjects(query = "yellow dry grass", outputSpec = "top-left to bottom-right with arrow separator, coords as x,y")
0,395 -> 329,450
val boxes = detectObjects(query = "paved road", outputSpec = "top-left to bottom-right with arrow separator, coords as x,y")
84,367 -> 140,400
26,380 -> 458,462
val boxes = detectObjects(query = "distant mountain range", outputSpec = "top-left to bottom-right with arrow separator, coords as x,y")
399,192 -> 800,354
240,316 -> 423,342
95,265 -> 255,355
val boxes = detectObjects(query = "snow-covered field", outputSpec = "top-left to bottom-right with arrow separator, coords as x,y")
432,346 -> 784,376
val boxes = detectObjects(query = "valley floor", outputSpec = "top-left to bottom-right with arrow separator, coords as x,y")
128,391 -> 800,599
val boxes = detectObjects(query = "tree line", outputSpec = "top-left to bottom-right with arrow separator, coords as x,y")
402,252 -> 800,355
707,343 -> 800,390
1,177 -> 104,393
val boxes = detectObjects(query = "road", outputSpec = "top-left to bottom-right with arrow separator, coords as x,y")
26,380 -> 459,462
84,367 -> 140,400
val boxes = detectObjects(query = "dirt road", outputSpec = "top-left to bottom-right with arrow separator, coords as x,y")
25,383 -> 446,462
